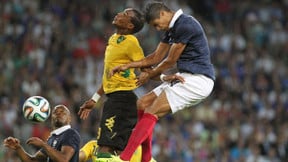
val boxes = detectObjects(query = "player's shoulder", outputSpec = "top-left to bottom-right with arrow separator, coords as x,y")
178,14 -> 198,25
175,14 -> 202,32
81,140 -> 98,151
86,140 -> 98,146
118,34 -> 140,48
64,128 -> 81,138
125,34 -> 139,43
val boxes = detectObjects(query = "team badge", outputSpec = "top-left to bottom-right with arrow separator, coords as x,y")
117,35 -> 126,44
52,140 -> 57,147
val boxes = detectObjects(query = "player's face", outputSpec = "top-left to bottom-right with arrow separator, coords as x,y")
149,11 -> 170,31
112,8 -> 134,29
51,105 -> 71,128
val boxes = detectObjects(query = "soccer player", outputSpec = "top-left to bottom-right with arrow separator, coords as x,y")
79,140 -> 142,162
79,140 -> 98,162
3,105 -> 81,162
77,7 -> 145,162
110,2 -> 215,162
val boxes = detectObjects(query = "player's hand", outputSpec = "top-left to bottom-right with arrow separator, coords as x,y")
26,137 -> 45,148
3,137 -> 21,150
136,71 -> 150,86
78,99 -> 96,120
163,74 -> 185,83
109,65 -> 129,77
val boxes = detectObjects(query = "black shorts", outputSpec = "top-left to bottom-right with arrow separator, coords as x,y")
97,91 -> 138,150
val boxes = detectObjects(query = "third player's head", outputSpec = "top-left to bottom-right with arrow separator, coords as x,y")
144,2 -> 173,31
112,8 -> 144,34
51,105 -> 71,129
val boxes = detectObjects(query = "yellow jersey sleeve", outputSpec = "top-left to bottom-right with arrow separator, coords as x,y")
80,140 -> 98,162
81,140 -> 141,162
103,34 -> 145,94
130,146 -> 142,162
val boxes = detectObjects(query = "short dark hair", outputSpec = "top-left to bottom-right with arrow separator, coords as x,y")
130,9 -> 144,34
144,2 -> 171,23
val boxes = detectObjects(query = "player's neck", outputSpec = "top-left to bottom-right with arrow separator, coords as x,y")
116,28 -> 132,35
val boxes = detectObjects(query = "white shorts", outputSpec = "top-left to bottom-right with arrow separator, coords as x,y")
153,73 -> 214,113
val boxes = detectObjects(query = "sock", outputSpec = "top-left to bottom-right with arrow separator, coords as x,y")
120,113 -> 158,161
137,110 -> 144,121
138,110 -> 152,161
141,130 -> 153,162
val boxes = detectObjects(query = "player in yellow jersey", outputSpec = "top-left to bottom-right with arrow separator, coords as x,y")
79,140 -> 98,162
78,7 -> 146,162
79,140 -> 142,162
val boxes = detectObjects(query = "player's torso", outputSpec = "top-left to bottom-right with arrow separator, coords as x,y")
102,34 -> 144,94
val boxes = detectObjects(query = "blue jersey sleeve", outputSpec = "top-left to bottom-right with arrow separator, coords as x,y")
162,31 -> 170,44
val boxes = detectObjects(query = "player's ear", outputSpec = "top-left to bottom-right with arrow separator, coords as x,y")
68,115 -> 72,123
127,22 -> 134,30
159,10 -> 165,17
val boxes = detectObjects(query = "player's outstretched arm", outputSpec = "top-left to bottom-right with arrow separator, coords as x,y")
78,99 -> 97,120
78,84 -> 104,120
110,42 -> 170,76
160,74 -> 185,83
136,72 -> 185,86
4,137 -> 46,162
148,42 -> 186,78
26,137 -> 76,162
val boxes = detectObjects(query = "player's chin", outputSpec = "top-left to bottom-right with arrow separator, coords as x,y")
54,120 -> 66,127
112,19 -> 118,25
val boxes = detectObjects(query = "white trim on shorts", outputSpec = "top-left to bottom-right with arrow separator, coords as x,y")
152,73 -> 214,113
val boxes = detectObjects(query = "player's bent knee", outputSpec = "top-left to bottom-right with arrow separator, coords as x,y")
136,99 -> 146,111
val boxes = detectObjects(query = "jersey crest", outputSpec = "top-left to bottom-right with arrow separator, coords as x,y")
117,35 -> 126,44
52,139 -> 58,147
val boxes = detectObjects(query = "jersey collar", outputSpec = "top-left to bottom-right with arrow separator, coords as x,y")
169,9 -> 183,29
51,125 -> 71,135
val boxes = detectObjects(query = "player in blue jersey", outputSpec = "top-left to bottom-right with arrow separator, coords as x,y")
110,1 -> 215,162
3,105 -> 80,162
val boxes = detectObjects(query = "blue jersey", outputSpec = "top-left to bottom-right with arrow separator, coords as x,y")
42,128 -> 80,162
162,13 -> 215,81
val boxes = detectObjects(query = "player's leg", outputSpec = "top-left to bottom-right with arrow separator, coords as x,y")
119,73 -> 214,161
97,91 -> 138,160
137,90 -> 157,120
137,84 -> 171,161
136,91 -> 161,162
120,91 -> 171,162
137,82 -> 170,116
143,91 -> 171,162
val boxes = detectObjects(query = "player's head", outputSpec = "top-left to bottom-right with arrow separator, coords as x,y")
144,2 -> 172,31
51,105 -> 71,129
112,8 -> 144,34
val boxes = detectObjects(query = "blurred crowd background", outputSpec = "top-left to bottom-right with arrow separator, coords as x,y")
0,0 -> 288,161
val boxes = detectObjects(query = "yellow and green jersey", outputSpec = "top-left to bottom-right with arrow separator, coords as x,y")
131,145 -> 142,162
80,140 -> 142,162
102,33 -> 144,94
80,140 -> 98,162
